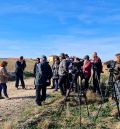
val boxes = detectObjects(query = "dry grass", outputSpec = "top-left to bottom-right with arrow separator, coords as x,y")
113,122 -> 120,129
1,121 -> 14,129
0,59 -> 35,72
38,119 -> 51,129
86,90 -> 96,103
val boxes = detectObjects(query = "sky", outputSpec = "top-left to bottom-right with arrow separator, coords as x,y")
0,0 -> 120,61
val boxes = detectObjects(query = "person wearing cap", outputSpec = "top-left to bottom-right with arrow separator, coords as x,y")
33,58 -> 40,89
82,55 -> 92,90
35,55 -> 52,106
92,52 -> 103,94
15,56 -> 26,89
58,53 -> 68,96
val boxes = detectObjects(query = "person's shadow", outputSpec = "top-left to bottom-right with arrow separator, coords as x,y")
10,94 -> 52,100
11,96 -> 36,100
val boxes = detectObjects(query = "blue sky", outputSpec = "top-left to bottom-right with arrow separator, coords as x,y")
0,0 -> 120,61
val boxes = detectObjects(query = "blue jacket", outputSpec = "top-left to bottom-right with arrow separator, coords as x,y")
35,61 -> 52,85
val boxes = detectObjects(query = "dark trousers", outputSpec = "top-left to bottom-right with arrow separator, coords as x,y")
93,72 -> 101,94
59,75 -> 67,96
36,85 -> 46,104
72,73 -> 79,92
0,83 -> 8,97
84,77 -> 90,90
53,79 -> 59,90
15,73 -> 25,88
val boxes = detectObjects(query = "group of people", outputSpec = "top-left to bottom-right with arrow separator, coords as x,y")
0,52 -> 120,107
51,52 -> 103,95
33,52 -> 103,106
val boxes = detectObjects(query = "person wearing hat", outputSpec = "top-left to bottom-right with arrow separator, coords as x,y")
58,53 -> 68,96
82,55 -> 92,90
35,55 -> 52,106
15,56 -> 26,89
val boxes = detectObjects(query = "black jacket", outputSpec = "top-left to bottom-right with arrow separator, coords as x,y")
15,60 -> 26,74
35,61 -> 52,85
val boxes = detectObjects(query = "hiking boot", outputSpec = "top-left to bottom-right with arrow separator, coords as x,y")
5,97 -> 11,100
35,101 -> 42,106
0,96 -> 4,99
22,87 -> 26,90
4,96 -> 11,100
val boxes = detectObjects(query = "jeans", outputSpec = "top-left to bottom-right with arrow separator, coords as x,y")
53,79 -> 59,90
0,83 -> 8,97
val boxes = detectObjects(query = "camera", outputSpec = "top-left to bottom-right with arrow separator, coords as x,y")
107,60 -> 116,69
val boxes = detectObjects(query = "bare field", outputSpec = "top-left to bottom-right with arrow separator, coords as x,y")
0,59 -> 35,72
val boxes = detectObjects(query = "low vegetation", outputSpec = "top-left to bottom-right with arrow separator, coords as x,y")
0,59 -> 120,129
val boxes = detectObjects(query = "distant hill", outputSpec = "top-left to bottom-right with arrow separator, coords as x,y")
0,58 -> 35,72
0,58 -> 8,60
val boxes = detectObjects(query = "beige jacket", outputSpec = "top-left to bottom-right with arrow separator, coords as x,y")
0,67 -> 9,83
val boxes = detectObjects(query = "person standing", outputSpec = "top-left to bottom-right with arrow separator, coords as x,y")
35,55 -> 52,106
52,57 -> 60,91
0,61 -> 10,99
15,56 -> 26,89
58,53 -> 68,96
115,53 -> 120,81
114,53 -> 120,104
82,55 -> 92,90
33,58 -> 40,89
92,52 -> 103,94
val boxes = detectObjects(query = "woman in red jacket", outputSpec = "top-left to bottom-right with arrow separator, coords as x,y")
82,55 -> 92,90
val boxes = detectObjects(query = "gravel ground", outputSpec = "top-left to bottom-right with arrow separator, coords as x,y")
0,78 -> 53,122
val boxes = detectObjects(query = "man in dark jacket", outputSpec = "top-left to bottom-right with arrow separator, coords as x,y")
15,56 -> 26,89
35,55 -> 52,106
92,52 -> 103,94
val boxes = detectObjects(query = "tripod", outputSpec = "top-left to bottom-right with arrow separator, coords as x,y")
105,68 -> 120,118
57,71 -> 90,128
76,73 -> 90,128
89,67 -> 104,121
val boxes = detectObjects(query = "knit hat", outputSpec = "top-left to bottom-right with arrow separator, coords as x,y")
41,55 -> 47,59
84,55 -> 89,60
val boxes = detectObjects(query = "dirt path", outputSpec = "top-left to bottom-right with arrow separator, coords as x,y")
0,78 -> 54,122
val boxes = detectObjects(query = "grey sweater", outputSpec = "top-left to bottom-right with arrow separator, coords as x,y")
58,59 -> 68,76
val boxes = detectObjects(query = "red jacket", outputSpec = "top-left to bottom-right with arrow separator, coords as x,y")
83,61 -> 92,78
